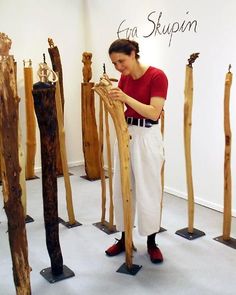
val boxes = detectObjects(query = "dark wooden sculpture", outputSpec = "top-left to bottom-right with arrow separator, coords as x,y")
48,38 -> 63,175
81,52 -> 100,180
0,32 -> 31,294
32,62 -> 63,276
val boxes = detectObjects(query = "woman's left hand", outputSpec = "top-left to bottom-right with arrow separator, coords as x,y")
108,87 -> 128,103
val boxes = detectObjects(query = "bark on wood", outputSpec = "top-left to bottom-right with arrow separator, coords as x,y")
32,83 -> 63,275
24,63 -> 37,179
55,79 -> 76,225
48,40 -> 64,175
223,67 -> 233,240
81,82 -> 100,180
0,55 -> 31,294
184,54 -> 199,233
93,76 -> 133,269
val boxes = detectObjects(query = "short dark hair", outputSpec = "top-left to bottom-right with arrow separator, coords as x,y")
108,39 -> 140,59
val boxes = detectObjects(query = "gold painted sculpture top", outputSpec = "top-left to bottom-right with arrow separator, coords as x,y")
82,52 -> 92,82
0,32 -> 12,56
37,62 -> 58,83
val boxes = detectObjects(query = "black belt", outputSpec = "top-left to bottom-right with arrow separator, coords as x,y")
126,117 -> 159,128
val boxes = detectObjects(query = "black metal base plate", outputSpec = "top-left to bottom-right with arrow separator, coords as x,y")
26,175 -> 40,181
175,227 -> 205,240
117,263 -> 142,276
213,236 -> 236,249
58,217 -> 82,228
57,172 -> 73,178
93,221 -> 118,235
158,227 -> 167,233
25,215 -> 34,223
40,265 -> 75,283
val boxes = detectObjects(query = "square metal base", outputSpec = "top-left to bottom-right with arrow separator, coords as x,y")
213,236 -> 236,249
116,263 -> 142,276
58,217 -> 82,228
158,227 -> 167,233
175,227 -> 205,240
26,175 -> 40,181
57,172 -> 73,178
93,221 -> 118,235
40,265 -> 75,283
25,215 -> 34,223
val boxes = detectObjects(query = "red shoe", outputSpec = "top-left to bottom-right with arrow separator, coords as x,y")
105,239 -> 125,256
148,245 -> 163,263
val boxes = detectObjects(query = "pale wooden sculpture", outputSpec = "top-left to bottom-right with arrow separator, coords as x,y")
93,75 -> 133,269
223,65 -> 233,241
81,52 -> 100,180
24,59 -> 37,179
48,38 -> 63,175
184,53 -> 199,233
159,110 -> 165,226
55,77 -> 78,226
0,32 -> 31,294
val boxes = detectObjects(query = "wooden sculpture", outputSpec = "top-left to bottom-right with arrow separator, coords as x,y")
223,65 -> 233,241
0,32 -> 31,294
176,53 -> 205,240
24,59 -> 37,179
159,110 -> 165,227
48,38 -> 63,175
81,52 -> 100,180
93,75 -> 134,270
32,62 -> 64,276
55,78 -> 79,227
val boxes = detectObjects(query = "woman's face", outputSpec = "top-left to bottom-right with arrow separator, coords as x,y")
110,51 -> 136,76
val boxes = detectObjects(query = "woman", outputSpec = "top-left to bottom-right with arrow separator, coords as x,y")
105,39 -> 168,263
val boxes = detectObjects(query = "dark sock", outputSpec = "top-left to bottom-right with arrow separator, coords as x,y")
147,232 -> 157,247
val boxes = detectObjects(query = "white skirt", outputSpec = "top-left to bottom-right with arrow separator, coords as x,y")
113,124 -> 165,236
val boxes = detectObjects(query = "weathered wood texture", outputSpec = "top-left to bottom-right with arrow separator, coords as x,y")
24,64 -> 37,179
93,76 -> 133,269
81,83 -> 100,180
223,68 -> 233,240
48,43 -> 63,175
0,55 -> 31,294
32,83 -> 63,275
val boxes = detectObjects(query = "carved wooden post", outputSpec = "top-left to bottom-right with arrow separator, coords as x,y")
94,75 -> 141,274
0,35 -> 31,293
175,53 -> 205,240
48,38 -> 63,175
81,52 -> 100,180
24,59 -> 37,180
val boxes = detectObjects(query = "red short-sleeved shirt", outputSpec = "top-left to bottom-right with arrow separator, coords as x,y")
118,66 -> 168,118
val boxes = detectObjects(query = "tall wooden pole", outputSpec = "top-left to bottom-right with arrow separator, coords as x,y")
94,76 -> 134,270
0,54 -> 31,294
24,59 -> 37,179
223,65 -> 233,241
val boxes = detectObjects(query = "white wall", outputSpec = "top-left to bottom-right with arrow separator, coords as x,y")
84,0 -> 236,216
0,0 -> 86,168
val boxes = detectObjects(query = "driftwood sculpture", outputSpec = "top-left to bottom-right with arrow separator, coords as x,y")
223,65 -> 233,241
93,75 -> 135,270
176,53 -> 205,240
24,59 -> 37,179
81,52 -> 100,180
32,62 -> 64,276
0,32 -> 31,294
48,38 -> 63,175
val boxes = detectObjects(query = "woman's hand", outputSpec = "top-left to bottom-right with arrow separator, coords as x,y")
108,87 -> 128,103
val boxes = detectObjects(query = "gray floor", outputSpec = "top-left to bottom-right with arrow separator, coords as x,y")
1,166 -> 236,295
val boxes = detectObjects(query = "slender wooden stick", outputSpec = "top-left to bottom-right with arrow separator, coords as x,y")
159,110 -> 165,226
24,61 -> 37,179
223,65 -> 233,241
99,98 -> 106,224
104,106 -> 114,229
94,76 -> 133,269
184,53 -> 199,233
55,78 -> 76,225
0,55 -> 31,294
